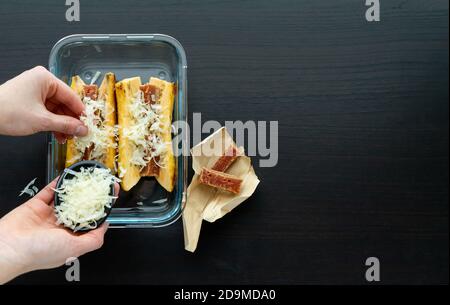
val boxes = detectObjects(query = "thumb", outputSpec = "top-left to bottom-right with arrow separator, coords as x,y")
43,112 -> 88,137
33,177 -> 58,204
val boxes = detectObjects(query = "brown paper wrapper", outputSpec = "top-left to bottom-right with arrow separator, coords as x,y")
182,127 -> 260,252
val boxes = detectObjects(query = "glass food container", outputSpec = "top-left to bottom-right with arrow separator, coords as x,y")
47,34 -> 187,228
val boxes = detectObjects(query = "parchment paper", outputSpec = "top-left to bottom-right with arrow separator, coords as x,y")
183,127 -> 260,252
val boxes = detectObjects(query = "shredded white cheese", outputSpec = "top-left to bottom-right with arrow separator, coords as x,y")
123,91 -> 169,169
90,71 -> 102,85
55,167 -> 119,232
73,97 -> 116,161
118,165 -> 127,178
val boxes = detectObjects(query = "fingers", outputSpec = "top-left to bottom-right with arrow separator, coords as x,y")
47,100 -> 78,118
73,223 -> 108,256
53,107 -> 75,143
42,112 -> 88,137
34,178 -> 59,204
54,132 -> 67,144
44,69 -> 85,116
113,182 -> 120,198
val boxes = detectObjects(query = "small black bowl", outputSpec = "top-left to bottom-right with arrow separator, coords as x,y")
54,160 -> 116,232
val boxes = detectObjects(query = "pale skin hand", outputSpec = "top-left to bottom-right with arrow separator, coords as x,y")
0,65 -> 88,142
0,179 -> 120,284
0,66 -> 111,284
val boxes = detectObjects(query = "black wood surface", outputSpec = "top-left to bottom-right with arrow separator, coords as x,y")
0,0 -> 448,284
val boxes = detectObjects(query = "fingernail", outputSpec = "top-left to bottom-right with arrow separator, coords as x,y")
75,125 -> 88,136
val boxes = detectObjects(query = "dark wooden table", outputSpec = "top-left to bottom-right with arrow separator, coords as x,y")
0,0 -> 448,284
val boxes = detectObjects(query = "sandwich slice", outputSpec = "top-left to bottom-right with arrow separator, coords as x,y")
115,76 -> 176,192
65,73 -> 117,172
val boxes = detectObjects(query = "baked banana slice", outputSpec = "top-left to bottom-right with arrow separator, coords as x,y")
115,76 -> 175,192
65,73 -> 117,173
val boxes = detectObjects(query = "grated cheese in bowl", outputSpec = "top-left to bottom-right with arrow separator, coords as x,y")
54,163 -> 120,232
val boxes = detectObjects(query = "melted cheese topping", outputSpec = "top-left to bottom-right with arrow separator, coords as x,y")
55,167 -> 119,231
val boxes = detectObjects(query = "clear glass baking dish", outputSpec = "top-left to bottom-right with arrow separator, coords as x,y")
47,34 -> 187,228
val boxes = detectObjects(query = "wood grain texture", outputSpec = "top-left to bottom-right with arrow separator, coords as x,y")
0,0 -> 448,284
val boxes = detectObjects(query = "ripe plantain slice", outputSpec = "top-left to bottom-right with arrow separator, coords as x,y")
115,77 -> 142,191
65,73 -> 117,173
149,77 -> 176,193
115,76 -> 176,192
65,76 -> 84,168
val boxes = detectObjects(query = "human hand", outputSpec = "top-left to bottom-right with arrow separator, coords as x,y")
0,66 -> 87,143
0,178 -> 119,284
